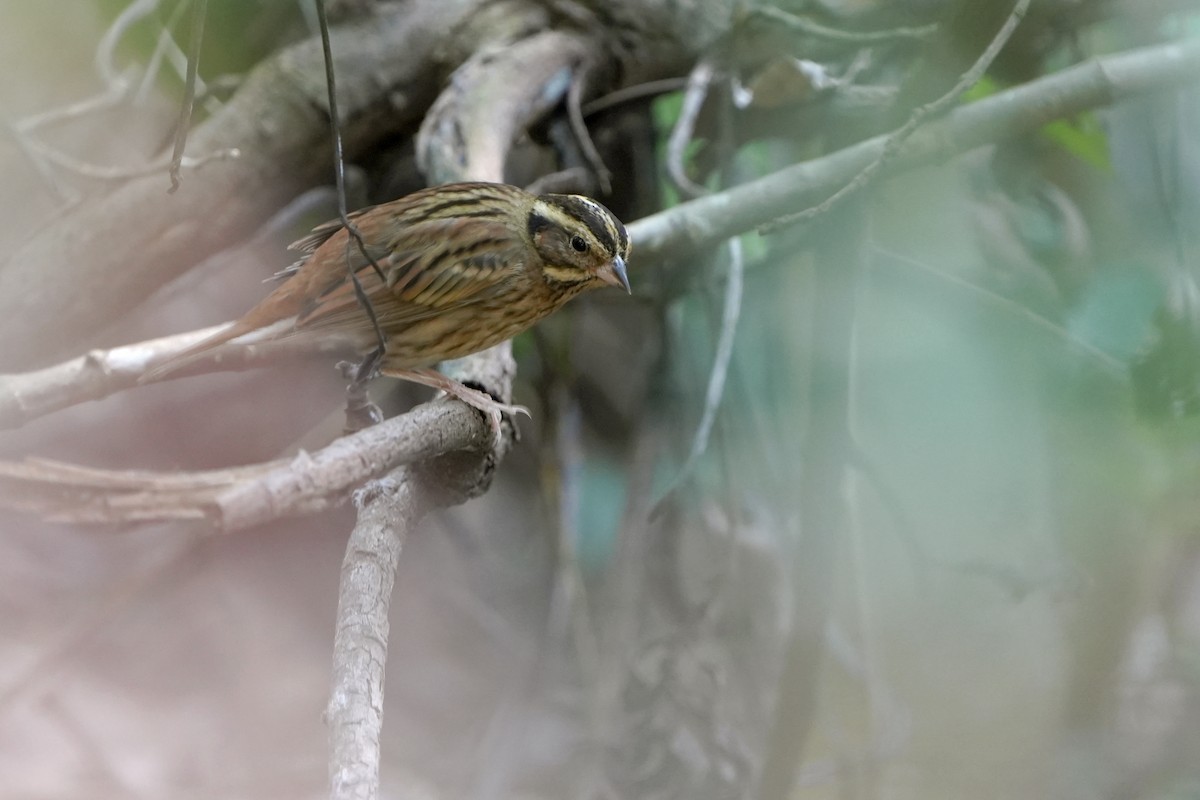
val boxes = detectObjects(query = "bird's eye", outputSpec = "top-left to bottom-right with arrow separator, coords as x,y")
570,235 -> 589,253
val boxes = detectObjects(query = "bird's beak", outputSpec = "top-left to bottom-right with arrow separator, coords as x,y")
597,256 -> 631,293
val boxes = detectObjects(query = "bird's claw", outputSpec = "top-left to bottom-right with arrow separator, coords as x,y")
376,366 -> 527,448
337,346 -> 384,388
442,388 -> 527,448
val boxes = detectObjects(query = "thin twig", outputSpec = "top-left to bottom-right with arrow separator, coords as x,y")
313,0 -> 388,355
213,401 -> 487,530
686,238 -> 743,468
759,0 -> 1031,233
12,76 -> 132,133
872,246 -> 1126,376
651,69 -> 740,516
742,6 -> 938,45
666,58 -> 715,200
24,137 -> 239,182
167,0 -> 207,192
136,0 -> 199,105
96,0 -> 160,90
567,59 -> 612,193
649,238 -> 744,518
582,76 -> 689,117
523,166 -> 592,195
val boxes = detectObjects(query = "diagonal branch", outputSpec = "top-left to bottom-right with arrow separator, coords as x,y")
759,0 -> 1030,232
327,22 -> 606,800
0,38 -> 1195,432
0,400 -> 490,528
630,37 -> 1200,268
0,326 -> 347,430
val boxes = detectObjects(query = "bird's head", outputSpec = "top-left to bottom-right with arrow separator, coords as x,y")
527,194 -> 631,293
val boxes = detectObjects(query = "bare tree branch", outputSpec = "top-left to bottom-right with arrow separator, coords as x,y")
325,350 -> 516,800
741,6 -> 939,45
167,0 -> 208,192
327,473 -> 425,800
0,399 -> 490,528
0,326 -> 348,430
214,399 -> 491,532
19,139 -> 240,182
631,37 -> 1200,267
0,35 -> 1191,448
666,58 -> 716,199
760,0 -> 1030,232
328,18 -> 605,799
1,5 -> 1196,798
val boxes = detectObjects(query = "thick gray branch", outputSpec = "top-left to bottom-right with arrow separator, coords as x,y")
0,400 -> 490,527
1,39 -> 1194,443
1,39 -> 1196,508
326,352 -> 514,800
327,13 -> 604,799
629,38 -> 1200,267
327,474 -> 427,800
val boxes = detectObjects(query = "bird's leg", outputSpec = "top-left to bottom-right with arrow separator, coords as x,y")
352,345 -> 385,384
380,366 -> 530,443
337,345 -> 386,433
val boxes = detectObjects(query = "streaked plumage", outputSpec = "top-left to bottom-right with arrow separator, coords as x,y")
150,182 -> 631,427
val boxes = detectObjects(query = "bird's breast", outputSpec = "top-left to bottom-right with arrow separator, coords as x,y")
379,285 -> 582,369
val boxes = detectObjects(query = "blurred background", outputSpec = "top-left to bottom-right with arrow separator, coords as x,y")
1,1 -> 1199,798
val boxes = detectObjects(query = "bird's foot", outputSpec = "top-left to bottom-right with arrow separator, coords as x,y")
438,381 -> 530,444
380,366 -> 528,446
337,352 -> 384,434
339,345 -> 384,388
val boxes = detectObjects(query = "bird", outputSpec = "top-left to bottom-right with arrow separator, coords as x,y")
147,181 -> 631,433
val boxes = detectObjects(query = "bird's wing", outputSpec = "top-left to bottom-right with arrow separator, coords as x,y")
294,216 -> 524,331
286,204 -> 379,254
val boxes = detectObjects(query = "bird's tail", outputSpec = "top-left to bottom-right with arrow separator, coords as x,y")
140,319 -> 293,383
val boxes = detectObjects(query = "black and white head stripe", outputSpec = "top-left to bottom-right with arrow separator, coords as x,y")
541,194 -> 630,259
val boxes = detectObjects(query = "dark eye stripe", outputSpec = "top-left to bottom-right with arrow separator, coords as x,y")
528,211 -> 552,241
546,195 -> 619,256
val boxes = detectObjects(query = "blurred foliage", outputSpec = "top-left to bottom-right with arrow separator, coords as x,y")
1068,265 -> 1163,362
965,76 -> 1111,170
5,3 -> 1200,798
634,12 -> 1200,791
93,0 -> 308,89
